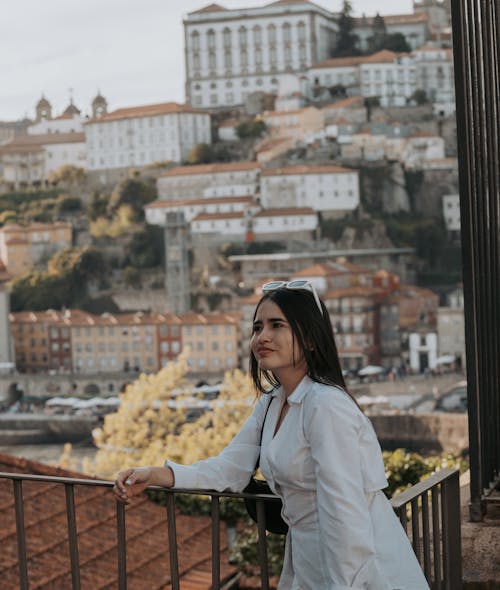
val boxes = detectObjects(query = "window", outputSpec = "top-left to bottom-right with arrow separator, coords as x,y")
253,25 -> 262,45
207,29 -> 215,49
209,52 -> 216,70
268,24 -> 276,44
223,27 -> 232,48
283,22 -> 291,43
224,50 -> 232,69
297,21 -> 305,41
240,49 -> 248,68
191,31 -> 200,51
239,26 -> 247,47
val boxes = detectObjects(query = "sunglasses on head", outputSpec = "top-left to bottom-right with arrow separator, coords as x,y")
261,280 -> 324,315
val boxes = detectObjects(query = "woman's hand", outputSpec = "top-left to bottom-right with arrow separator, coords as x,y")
113,466 -> 174,504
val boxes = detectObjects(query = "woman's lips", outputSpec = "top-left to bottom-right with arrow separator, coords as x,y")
257,348 -> 274,357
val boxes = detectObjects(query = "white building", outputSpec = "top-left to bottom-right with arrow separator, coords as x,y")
412,45 -> 454,111
360,50 -> 417,107
260,164 -> 360,217
156,161 -> 261,200
252,207 -> 317,238
190,206 -> 317,241
353,12 -> 429,51
184,1 -> 338,108
309,56 -> 365,96
0,133 -> 86,188
84,102 -> 211,171
442,194 -> 460,232
409,331 -> 438,372
145,195 -> 257,224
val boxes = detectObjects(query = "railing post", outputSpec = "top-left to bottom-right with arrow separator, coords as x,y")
441,471 -> 463,590
116,501 -> 127,590
65,483 -> 81,590
165,491 -> 180,590
256,500 -> 270,590
12,479 -> 29,590
211,496 -> 221,589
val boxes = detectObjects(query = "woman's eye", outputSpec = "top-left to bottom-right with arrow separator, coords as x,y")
273,322 -> 284,329
252,325 -> 262,333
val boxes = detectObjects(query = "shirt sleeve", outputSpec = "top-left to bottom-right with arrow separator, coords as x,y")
303,387 -> 391,590
165,395 -> 269,492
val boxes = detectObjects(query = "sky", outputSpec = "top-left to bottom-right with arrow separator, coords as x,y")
0,0 -> 413,122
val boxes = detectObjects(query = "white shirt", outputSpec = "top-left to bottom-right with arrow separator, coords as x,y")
168,376 -> 430,590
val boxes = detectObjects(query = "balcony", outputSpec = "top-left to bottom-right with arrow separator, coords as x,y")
0,463 -> 461,589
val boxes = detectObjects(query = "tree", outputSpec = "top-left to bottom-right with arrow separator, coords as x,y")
10,272 -> 69,311
411,89 -> 428,106
128,226 -> 164,269
187,143 -> 233,165
382,33 -> 411,53
235,120 -> 267,139
108,179 -> 157,221
47,165 -> 86,187
367,13 -> 386,53
87,360 -> 256,478
333,1 -> 359,57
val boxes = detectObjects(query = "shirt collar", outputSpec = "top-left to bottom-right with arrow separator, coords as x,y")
270,374 -> 313,405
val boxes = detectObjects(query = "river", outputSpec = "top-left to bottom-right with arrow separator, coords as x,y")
0,442 -> 98,472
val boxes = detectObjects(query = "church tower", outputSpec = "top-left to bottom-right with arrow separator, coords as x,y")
92,92 -> 108,118
35,95 -> 52,122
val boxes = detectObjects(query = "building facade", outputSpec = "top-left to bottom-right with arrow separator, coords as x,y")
184,1 -> 338,108
260,164 -> 360,216
84,102 -> 211,172
156,161 -> 260,201
0,222 -> 72,278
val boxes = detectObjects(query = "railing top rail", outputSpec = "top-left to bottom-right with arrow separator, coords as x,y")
0,472 -> 281,500
390,468 -> 459,509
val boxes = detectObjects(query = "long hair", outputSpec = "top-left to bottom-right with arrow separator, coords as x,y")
249,288 -> 348,395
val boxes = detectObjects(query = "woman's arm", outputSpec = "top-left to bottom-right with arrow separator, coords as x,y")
112,395 -> 271,501
113,465 -> 174,503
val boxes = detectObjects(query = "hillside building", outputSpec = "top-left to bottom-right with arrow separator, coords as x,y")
184,1 -> 338,109
84,102 -> 211,172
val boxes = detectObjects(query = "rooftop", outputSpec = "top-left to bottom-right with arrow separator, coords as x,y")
0,453 -> 237,589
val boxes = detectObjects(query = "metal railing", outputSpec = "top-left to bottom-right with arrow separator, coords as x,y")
451,0 -> 500,520
0,468 -> 461,589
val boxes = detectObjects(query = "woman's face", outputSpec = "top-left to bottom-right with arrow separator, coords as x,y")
250,299 -> 306,379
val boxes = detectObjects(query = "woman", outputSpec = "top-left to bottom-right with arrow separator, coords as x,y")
113,281 -> 429,590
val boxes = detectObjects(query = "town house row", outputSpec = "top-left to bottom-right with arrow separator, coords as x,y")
9,310 -> 240,377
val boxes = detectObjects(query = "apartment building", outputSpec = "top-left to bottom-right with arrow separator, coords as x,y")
10,311 -> 57,373
0,222 -> 72,277
353,12 -> 429,51
309,46 -> 453,109
9,309 -> 240,376
259,106 -> 324,141
0,133 -> 86,189
180,312 -> 239,374
260,164 -> 360,217
156,161 -> 260,201
412,45 -> 454,112
184,1 -> 337,109
84,102 -> 211,171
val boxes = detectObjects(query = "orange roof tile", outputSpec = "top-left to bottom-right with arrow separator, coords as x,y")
312,56 -> 367,69
0,133 -> 85,153
361,50 -> 403,64
87,102 -> 208,124
322,96 -> 364,110
262,106 -> 318,118
261,164 -> 354,176
145,196 -> 254,209
160,161 -> 260,177
254,207 -> 316,217
0,453 -> 237,589
189,3 -> 228,14
355,12 -> 427,26
193,211 -> 245,221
